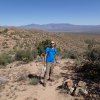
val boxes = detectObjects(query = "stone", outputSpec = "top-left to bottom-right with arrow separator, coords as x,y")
78,81 -> 86,87
65,79 -> 74,94
17,85 -> 27,91
75,87 -> 88,96
66,79 -> 73,88
75,81 -> 88,96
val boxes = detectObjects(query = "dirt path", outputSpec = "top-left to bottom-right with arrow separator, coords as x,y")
0,59 -> 80,100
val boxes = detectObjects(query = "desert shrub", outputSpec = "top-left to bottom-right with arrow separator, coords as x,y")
56,47 -> 61,55
3,28 -> 8,33
0,28 -> 8,34
61,49 -> 78,59
84,39 -> 100,62
2,41 -> 9,48
85,47 -> 100,62
31,50 -> 38,59
76,39 -> 100,80
17,73 -> 27,82
16,69 -> 29,82
15,49 -> 34,63
78,61 -> 100,79
30,76 -> 40,85
36,39 -> 51,56
85,39 -> 98,49
75,55 -> 85,67
0,53 -> 12,66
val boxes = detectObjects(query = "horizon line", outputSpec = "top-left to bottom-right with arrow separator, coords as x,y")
0,23 -> 100,27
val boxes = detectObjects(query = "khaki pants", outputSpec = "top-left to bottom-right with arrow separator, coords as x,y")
44,63 -> 55,84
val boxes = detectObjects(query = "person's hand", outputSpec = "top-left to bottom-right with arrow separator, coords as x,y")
44,63 -> 46,67
56,61 -> 59,64
55,61 -> 58,66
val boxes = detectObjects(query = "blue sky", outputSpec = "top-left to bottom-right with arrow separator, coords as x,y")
0,0 -> 100,26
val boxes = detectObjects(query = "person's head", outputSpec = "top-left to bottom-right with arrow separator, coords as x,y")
50,41 -> 56,48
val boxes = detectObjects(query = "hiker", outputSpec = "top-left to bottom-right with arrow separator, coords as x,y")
43,41 -> 57,87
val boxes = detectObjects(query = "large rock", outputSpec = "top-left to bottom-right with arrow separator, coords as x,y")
75,81 -> 88,96
65,79 -> 74,94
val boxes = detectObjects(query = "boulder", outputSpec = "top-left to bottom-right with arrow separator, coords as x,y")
75,81 -> 88,96
65,79 -> 74,94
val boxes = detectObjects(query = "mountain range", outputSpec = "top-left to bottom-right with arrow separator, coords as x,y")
19,23 -> 100,32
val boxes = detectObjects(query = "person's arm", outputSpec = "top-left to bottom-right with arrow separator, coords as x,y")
55,55 -> 59,64
55,48 -> 58,63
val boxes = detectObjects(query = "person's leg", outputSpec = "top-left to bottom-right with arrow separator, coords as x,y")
49,63 -> 55,81
44,63 -> 51,86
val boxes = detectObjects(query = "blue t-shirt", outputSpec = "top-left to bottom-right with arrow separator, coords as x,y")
46,47 -> 57,63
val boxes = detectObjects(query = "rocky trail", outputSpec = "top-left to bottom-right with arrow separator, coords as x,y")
0,59 -> 99,100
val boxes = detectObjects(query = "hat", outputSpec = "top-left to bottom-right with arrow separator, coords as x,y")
51,41 -> 55,44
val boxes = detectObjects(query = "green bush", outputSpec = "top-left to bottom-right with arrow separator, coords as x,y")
84,39 -> 100,61
15,49 -> 34,63
61,49 -> 78,59
85,47 -> 100,62
31,50 -> 38,59
36,39 -> 51,56
30,77 -> 40,85
76,39 -> 100,80
56,47 -> 61,55
77,61 -> 100,80
0,53 -> 12,66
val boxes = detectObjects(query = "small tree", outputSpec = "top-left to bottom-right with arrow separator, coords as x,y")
36,39 -> 51,56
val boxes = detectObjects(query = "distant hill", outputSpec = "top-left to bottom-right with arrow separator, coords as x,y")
19,23 -> 100,32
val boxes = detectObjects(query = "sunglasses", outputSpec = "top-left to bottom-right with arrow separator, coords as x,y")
51,43 -> 55,44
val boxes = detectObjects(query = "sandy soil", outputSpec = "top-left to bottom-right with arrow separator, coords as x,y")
0,59 -> 86,100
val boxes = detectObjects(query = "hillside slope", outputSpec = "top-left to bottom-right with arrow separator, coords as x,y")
0,28 -> 100,54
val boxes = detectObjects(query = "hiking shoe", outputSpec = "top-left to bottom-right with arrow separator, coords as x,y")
48,78 -> 54,82
43,83 -> 46,87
